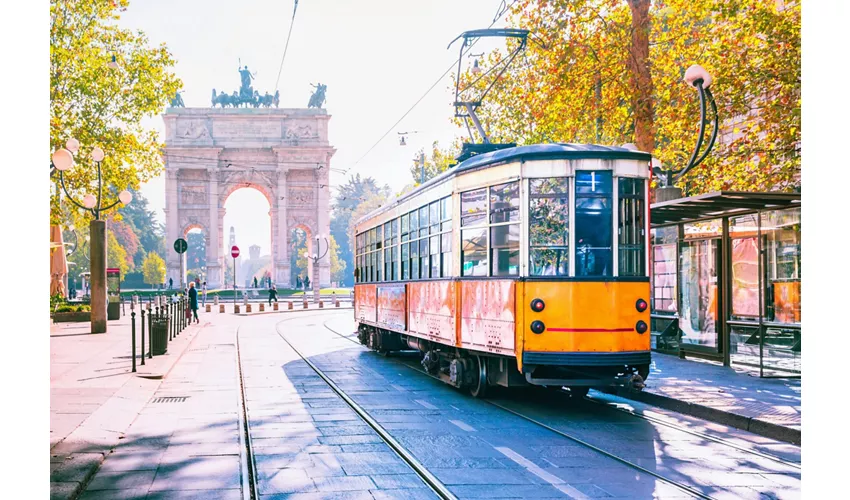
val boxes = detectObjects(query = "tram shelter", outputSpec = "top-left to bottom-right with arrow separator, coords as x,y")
649,191 -> 801,377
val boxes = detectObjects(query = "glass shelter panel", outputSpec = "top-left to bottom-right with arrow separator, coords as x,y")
651,227 -> 678,315
679,237 -> 719,350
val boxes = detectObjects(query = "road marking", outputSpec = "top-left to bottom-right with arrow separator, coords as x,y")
449,420 -> 477,432
391,384 -> 406,392
414,399 -> 437,410
496,447 -> 590,500
450,405 -> 460,411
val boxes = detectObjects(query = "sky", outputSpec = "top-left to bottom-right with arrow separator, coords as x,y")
117,0 -> 513,256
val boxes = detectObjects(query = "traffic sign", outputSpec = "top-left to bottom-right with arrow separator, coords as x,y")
174,238 -> 188,254
231,245 -> 240,258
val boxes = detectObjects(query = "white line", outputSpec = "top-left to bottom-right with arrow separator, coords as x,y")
414,399 -> 438,410
449,420 -> 477,432
391,384 -> 406,392
496,447 -> 590,500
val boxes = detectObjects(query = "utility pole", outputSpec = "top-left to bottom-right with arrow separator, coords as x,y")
419,151 -> 426,184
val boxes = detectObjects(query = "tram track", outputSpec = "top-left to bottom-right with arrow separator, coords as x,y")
267,313 -> 457,500
320,318 -> 799,499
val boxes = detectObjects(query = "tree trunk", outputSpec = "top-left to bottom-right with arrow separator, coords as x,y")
627,0 -> 654,154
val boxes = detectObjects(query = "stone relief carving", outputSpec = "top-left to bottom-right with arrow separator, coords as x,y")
287,169 -> 315,181
179,213 -> 209,232
181,185 -> 207,205
285,124 -> 316,140
179,120 -> 210,140
288,186 -> 315,206
288,213 -> 317,234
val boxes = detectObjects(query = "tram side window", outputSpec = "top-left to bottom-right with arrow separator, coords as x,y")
441,231 -> 452,277
430,235 -> 440,278
384,248 -> 392,282
419,206 -> 429,238
529,178 -> 570,276
376,250 -> 383,282
391,246 -> 398,281
411,240 -> 420,280
401,214 -> 409,242
461,228 -> 488,276
575,171 -> 613,277
420,238 -> 430,278
618,178 -> 646,276
401,243 -> 410,280
461,189 -> 487,226
490,181 -> 520,276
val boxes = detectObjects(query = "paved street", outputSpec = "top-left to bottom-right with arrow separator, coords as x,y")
52,309 -> 801,499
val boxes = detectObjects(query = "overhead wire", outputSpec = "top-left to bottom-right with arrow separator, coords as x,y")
274,1 -> 300,92
342,0 -> 521,175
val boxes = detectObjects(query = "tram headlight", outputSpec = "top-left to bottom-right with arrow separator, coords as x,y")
530,320 -> 546,334
635,299 -> 648,313
530,298 -> 545,312
635,320 -> 648,334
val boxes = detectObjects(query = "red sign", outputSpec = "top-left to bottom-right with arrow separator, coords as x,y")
231,245 -> 240,258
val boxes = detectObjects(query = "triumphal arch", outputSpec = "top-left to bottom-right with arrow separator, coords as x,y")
162,105 -> 335,289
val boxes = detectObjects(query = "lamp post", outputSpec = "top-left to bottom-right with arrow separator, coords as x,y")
651,64 -> 719,202
52,139 -> 132,333
305,234 -> 329,303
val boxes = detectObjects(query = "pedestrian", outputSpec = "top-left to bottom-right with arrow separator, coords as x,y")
269,285 -> 278,305
169,277 -> 173,290
188,282 -> 199,323
202,281 -> 207,306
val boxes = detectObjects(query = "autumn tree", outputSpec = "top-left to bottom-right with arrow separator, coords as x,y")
329,175 -> 391,286
408,140 -> 463,186
461,0 -> 800,193
107,231 -> 130,276
328,235 -> 347,284
107,215 -> 139,270
51,0 -> 181,227
141,252 -> 166,286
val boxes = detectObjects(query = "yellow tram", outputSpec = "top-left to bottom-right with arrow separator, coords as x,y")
353,144 -> 651,397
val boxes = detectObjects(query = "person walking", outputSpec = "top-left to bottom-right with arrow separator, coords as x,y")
268,285 -> 278,305
202,281 -> 207,306
188,282 -> 199,323
169,277 -> 173,290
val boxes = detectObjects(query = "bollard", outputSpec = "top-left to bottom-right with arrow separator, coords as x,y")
234,304 -> 240,314
335,299 -> 340,308
140,308 -> 146,365
246,303 -> 252,313
288,301 -> 293,310
168,303 -> 173,341
303,300 -> 308,309
259,303 -> 265,312
131,311 -> 136,373
206,304 -> 211,313
273,302 -> 279,311
319,301 -> 324,309
220,304 -> 225,313
149,304 -> 155,359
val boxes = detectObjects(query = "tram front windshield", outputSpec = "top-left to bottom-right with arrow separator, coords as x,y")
575,171 -> 613,277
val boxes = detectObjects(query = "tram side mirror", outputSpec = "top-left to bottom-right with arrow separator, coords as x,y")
684,65 -> 712,89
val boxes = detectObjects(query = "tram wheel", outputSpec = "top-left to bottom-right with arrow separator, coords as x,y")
637,364 -> 650,381
567,386 -> 589,399
469,355 -> 489,398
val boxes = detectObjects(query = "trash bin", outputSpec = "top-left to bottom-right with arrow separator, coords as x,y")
107,296 -> 120,320
151,315 -> 169,355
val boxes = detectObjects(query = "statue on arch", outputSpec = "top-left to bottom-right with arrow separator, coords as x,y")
308,83 -> 327,108
170,91 -> 185,108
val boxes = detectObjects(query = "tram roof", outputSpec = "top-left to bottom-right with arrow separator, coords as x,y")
355,143 -> 652,227
650,191 -> 801,226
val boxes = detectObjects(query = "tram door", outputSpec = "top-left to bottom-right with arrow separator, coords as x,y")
679,236 -> 721,353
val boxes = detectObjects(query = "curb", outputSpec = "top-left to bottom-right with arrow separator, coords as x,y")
233,306 -> 353,317
605,387 -> 801,445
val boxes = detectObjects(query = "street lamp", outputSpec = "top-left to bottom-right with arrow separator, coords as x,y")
652,64 -> 719,202
306,234 -> 329,303
51,139 -> 132,333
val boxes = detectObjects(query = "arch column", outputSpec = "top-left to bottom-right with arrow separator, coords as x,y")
165,168 -> 182,288
206,167 -> 223,288
274,170 -> 290,285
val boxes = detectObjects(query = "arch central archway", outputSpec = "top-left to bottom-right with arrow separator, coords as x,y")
222,186 -> 273,289
162,107 -> 335,290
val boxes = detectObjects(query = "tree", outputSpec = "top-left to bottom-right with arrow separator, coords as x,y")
141,251 -> 166,286
116,188 -> 165,264
330,174 -> 391,286
347,190 -> 390,274
51,0 -> 181,227
107,231 -> 130,277
328,235 -> 346,284
407,140 -> 462,186
461,0 -> 800,193
107,215 -> 139,270
187,231 -> 206,270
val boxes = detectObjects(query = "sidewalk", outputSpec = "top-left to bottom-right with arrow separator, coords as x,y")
50,313 -> 208,500
607,352 -> 801,445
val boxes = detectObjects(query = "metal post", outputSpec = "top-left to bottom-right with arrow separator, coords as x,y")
419,152 -> 425,184
131,311 -> 136,373
140,308 -> 146,365
147,303 -> 153,359
233,256 -> 237,309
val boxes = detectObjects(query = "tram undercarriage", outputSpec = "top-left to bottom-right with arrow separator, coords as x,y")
357,324 -> 648,398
